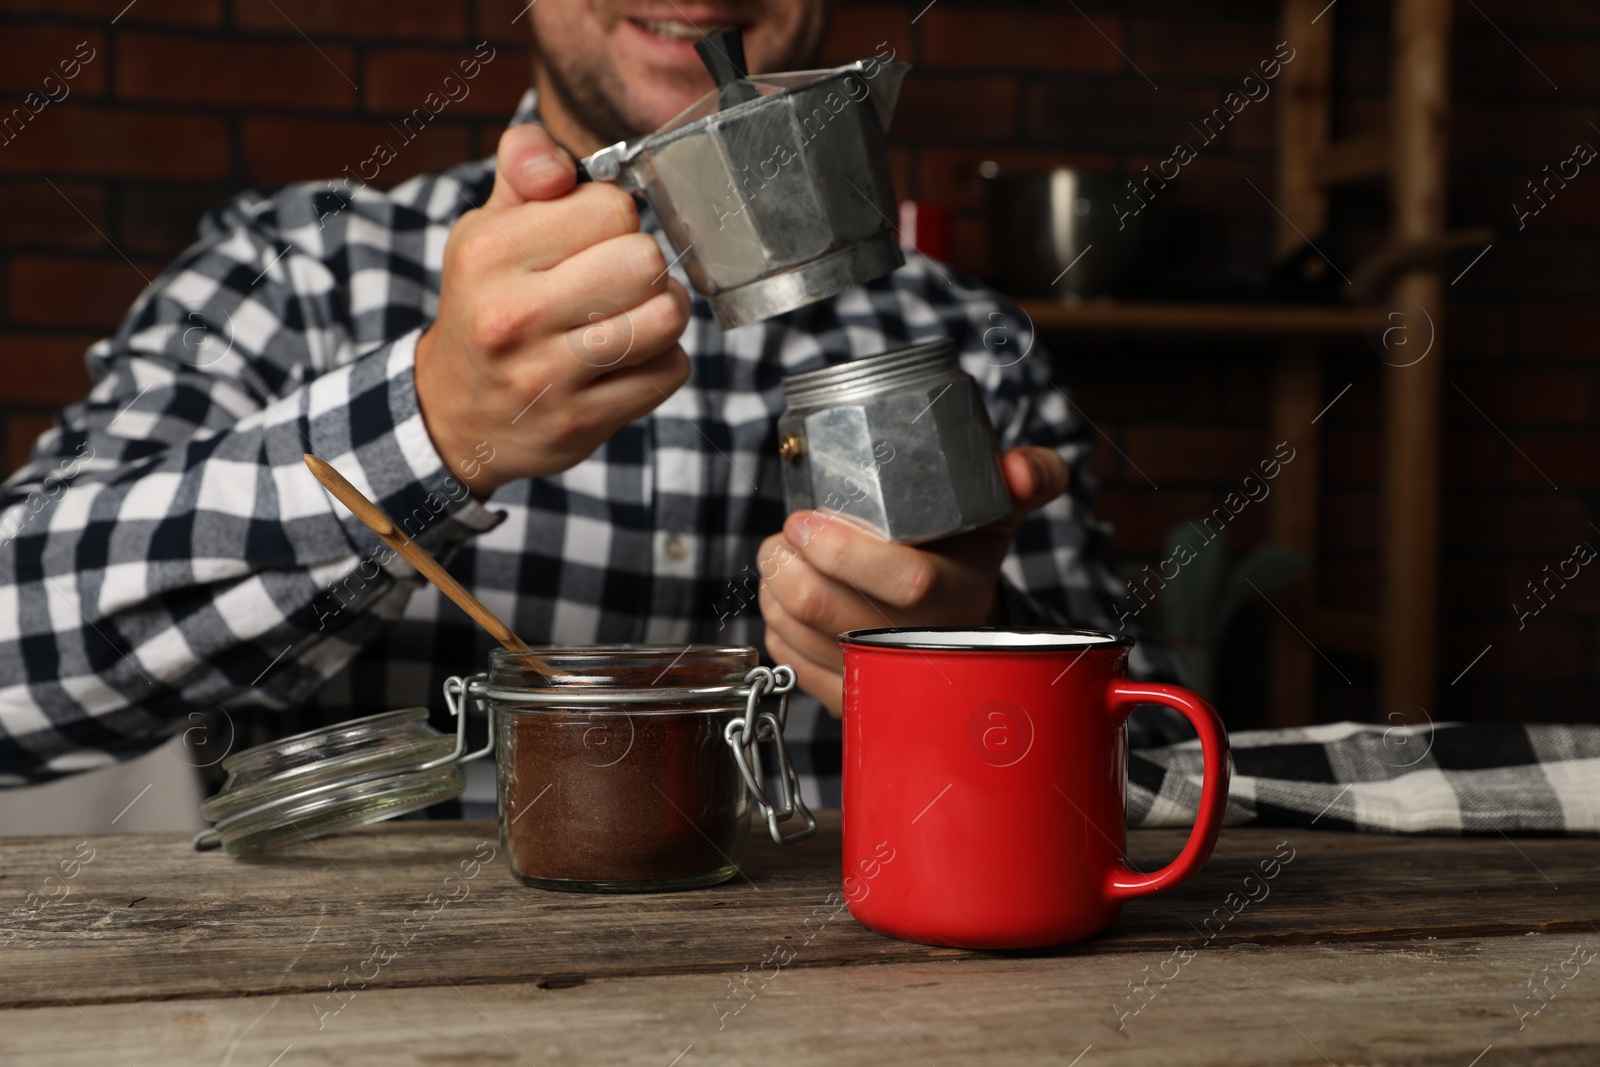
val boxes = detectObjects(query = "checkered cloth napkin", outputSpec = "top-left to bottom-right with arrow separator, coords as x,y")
1129,722 -> 1600,834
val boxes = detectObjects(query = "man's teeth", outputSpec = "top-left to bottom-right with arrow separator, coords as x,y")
637,19 -> 723,41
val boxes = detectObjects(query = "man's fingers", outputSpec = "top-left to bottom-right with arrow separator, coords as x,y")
563,284 -> 691,380
782,510 -> 938,610
763,626 -> 843,719
476,239 -> 685,372
480,184 -> 640,273
485,123 -> 577,210
575,342 -> 691,424
761,541 -> 892,640
758,583 -> 847,673
552,232 -> 673,324
1000,446 -> 1070,514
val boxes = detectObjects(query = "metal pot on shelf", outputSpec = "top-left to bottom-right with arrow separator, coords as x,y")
977,163 -> 1151,301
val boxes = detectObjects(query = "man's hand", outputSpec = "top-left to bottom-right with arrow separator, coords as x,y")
414,124 -> 692,496
758,445 -> 1071,716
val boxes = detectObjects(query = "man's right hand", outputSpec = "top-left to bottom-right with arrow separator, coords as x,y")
414,124 -> 692,497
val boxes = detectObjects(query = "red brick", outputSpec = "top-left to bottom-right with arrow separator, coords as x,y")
893,77 -> 1018,141
1520,176 -> 1600,231
1225,94 -> 1277,153
363,46 -> 531,117
1325,428 -> 1380,487
1219,357 -> 1273,418
1120,154 -> 1275,215
1444,493 -> 1591,552
0,335 -> 95,406
1096,489 -> 1221,554
476,0 -> 538,46
0,0 -> 217,24
1124,426 -> 1275,483
233,0 -> 466,40
116,183 -> 235,257
4,412 -> 60,479
886,145 -> 913,202
0,27 -> 105,96
1515,303 -> 1600,359
1510,40 -> 1600,94
1452,30 -> 1512,95
1501,433 -> 1600,489
1445,622 -> 1586,679
1444,303 -> 1510,361
0,107 -> 229,179
1134,19 -> 1283,81
1468,0 -> 1600,31
0,181 -> 107,250
474,123 -> 506,161
1321,561 -> 1379,612
1453,369 -> 1588,424
1453,103 -> 1600,163
1324,491 -> 1379,552
241,117 -> 472,186
946,213 -> 986,278
1505,555 -> 1600,618
1328,353 -> 1384,420
1070,356 -> 1222,418
1438,430 -> 1505,488
1333,22 -> 1391,93
1439,560 -> 1505,616
923,11 -> 1121,73
916,147 -> 1116,212
1027,83 -> 1225,149
116,32 -> 356,108
1480,681 -> 1600,724
8,256 -> 156,330
1488,234 -> 1597,299
820,6 -> 913,67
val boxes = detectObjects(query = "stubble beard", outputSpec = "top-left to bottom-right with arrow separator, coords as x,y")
538,55 -> 641,149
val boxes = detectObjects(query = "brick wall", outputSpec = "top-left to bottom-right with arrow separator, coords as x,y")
1,0 -> 1595,728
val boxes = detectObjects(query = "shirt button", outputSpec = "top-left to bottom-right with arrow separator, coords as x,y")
663,534 -> 688,561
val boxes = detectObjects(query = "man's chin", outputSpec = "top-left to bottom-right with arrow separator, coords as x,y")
580,84 -> 708,144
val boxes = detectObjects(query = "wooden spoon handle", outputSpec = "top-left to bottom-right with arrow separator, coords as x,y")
303,454 -> 550,674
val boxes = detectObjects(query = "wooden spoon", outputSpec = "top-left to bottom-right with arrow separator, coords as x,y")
303,454 -> 550,675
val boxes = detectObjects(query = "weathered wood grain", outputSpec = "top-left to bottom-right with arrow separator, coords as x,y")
2,934 -> 1596,1066
1,814 -> 1594,1010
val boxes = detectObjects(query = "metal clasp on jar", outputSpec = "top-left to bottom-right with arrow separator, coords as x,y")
724,665 -> 818,844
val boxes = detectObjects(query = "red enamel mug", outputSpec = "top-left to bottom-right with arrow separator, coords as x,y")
838,627 -> 1230,949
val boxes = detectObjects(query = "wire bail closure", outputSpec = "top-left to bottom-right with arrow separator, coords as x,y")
724,665 -> 818,844
440,674 -> 495,768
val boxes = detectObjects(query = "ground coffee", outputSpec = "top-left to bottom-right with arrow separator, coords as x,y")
493,648 -> 755,891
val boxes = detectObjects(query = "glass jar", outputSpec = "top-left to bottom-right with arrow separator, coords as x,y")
458,645 -> 815,892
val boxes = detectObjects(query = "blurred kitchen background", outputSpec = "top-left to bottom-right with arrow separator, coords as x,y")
0,0 -> 1595,761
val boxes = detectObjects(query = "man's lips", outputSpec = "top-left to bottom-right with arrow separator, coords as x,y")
618,14 -> 749,67
621,11 -> 751,48
629,17 -> 719,41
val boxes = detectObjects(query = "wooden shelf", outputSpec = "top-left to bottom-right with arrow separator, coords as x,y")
1015,299 -> 1377,338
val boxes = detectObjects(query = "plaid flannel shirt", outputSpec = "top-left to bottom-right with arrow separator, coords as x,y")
0,91 -> 1180,806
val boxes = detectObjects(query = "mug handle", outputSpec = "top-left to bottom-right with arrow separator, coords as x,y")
1102,680 -> 1231,904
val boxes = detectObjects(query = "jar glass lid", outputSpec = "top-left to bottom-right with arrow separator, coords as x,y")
194,701 -> 490,856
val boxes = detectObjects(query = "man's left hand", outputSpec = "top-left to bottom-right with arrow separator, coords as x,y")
758,445 -> 1070,717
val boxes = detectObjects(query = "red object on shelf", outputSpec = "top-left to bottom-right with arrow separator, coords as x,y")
897,200 -> 951,263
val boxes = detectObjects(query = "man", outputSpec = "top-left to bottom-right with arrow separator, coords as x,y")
0,1 -> 1179,805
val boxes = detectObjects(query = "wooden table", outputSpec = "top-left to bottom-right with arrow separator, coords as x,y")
3,812 -> 1597,1065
